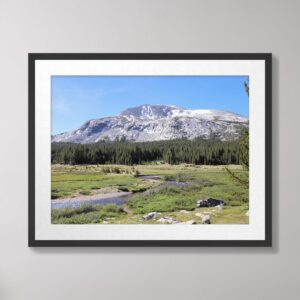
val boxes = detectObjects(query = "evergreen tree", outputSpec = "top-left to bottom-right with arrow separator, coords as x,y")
51,138 -> 243,166
240,79 -> 249,169
239,129 -> 249,169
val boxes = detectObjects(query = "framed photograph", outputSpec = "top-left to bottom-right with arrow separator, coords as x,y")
29,53 -> 272,247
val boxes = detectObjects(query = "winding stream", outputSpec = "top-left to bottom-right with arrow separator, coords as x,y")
51,175 -> 189,209
51,196 -> 129,209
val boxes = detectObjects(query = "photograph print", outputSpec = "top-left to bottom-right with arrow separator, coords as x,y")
29,54 -> 271,246
51,76 -> 249,225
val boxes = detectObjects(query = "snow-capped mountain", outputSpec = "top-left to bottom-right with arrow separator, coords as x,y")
52,104 -> 248,144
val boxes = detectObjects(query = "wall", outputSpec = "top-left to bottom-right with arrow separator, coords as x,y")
0,0 -> 299,299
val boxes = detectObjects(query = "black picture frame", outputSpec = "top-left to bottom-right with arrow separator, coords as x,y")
28,53 -> 272,247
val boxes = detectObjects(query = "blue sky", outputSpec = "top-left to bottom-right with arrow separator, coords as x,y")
52,76 -> 249,135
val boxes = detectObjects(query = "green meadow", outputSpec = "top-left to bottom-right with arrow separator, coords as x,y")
51,164 -> 249,224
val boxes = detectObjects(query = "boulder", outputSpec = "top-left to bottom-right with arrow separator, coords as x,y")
180,210 -> 190,214
195,213 -> 211,224
157,217 -> 178,224
196,198 -> 224,208
143,212 -> 162,220
177,220 -> 196,225
201,215 -> 211,224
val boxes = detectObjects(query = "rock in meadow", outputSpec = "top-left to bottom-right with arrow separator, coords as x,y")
177,220 -> 196,225
196,198 -> 224,208
143,212 -> 162,220
195,213 -> 211,224
157,217 -> 177,224
201,215 -> 211,224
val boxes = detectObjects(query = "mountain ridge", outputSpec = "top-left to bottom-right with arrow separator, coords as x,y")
52,104 -> 248,144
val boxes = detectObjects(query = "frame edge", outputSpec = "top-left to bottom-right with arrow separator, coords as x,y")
28,53 -> 272,247
28,54 -> 36,247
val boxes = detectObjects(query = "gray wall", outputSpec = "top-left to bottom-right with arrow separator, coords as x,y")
0,0 -> 298,299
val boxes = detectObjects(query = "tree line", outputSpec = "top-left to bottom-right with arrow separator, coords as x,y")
51,137 -> 247,166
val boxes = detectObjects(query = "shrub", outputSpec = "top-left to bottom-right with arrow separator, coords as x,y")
134,169 -> 140,177
163,174 -> 176,181
79,190 -> 91,195
113,167 -> 121,174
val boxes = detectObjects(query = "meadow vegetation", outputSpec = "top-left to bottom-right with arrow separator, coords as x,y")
51,164 -> 249,224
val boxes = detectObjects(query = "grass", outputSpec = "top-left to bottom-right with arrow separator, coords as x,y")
52,204 -> 124,224
163,172 -> 193,182
51,164 -> 249,224
51,164 -> 158,199
127,181 -> 215,214
210,206 -> 248,224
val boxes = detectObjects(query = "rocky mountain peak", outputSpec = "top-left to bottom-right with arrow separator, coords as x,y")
120,104 -> 179,119
52,104 -> 248,144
